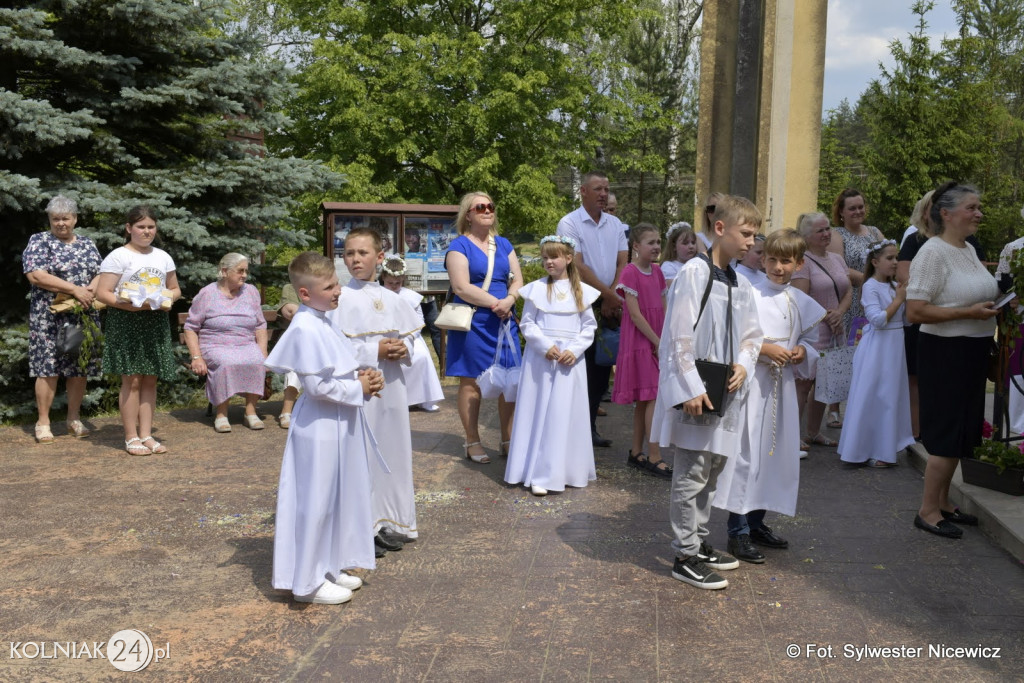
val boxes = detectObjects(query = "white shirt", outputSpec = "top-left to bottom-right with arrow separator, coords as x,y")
997,236 -> 1024,276
556,206 -> 627,288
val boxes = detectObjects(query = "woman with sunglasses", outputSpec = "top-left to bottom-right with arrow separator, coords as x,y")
445,192 -> 524,463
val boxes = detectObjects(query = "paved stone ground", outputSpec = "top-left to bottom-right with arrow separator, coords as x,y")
0,389 -> 1022,681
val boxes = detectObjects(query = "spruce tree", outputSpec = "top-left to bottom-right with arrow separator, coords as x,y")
0,0 -> 341,320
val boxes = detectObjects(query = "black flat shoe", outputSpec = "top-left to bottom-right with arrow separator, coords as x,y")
627,450 -> 648,469
592,431 -> 612,448
375,545 -> 387,558
643,458 -> 673,479
727,534 -> 766,563
379,528 -> 413,544
941,508 -> 979,526
375,531 -> 403,551
749,524 -> 789,549
914,514 -> 963,539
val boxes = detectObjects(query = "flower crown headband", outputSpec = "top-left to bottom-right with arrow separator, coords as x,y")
539,235 -> 577,250
381,254 -> 407,277
865,239 -> 897,258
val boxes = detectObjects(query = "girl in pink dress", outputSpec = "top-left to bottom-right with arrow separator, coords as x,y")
614,223 -> 670,478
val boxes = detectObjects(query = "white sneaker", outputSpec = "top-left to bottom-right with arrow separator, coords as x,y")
420,403 -> 440,412
530,485 -> 548,496
798,450 -> 808,460
294,581 -> 352,604
330,571 -> 363,591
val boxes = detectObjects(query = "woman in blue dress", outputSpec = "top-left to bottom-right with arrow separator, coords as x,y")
445,192 -> 524,464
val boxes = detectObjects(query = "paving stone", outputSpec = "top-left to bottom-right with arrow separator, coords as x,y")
0,391 -> 1020,679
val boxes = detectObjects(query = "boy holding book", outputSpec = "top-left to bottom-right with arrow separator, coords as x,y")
653,195 -> 764,590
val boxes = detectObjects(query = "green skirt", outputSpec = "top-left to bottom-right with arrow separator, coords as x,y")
102,308 -> 177,381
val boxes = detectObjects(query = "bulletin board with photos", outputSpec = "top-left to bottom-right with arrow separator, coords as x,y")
321,202 -> 459,292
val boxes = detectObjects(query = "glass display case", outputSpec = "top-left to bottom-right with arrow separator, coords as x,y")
322,202 -> 459,292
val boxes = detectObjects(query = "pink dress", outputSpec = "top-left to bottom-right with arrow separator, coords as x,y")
184,282 -> 267,405
612,263 -> 665,403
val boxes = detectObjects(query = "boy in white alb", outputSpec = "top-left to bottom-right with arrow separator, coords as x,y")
379,255 -> 445,412
714,230 -> 825,564
653,195 -> 764,590
264,252 -> 385,605
330,229 -> 423,555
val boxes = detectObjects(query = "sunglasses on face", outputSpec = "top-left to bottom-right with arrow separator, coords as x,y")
471,202 -> 496,214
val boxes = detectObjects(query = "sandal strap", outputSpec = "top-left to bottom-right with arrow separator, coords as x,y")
125,437 -> 152,455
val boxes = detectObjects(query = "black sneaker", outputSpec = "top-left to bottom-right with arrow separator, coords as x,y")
671,555 -> 728,590
727,534 -> 766,564
749,524 -> 789,549
697,541 -> 739,570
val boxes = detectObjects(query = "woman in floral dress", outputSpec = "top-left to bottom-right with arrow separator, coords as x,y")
22,195 -> 103,443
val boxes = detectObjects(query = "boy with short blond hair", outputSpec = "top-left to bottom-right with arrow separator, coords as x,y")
653,194 -> 764,590
265,252 -> 385,604
329,228 -> 424,555
713,229 -> 826,564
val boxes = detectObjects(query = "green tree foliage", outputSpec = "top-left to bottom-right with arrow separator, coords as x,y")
597,0 -> 702,229
260,0 -> 637,238
818,100 -> 867,211
823,0 -> 1023,253
1,0 -> 342,322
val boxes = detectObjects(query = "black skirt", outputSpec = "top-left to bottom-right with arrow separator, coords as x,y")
903,323 -> 920,377
917,333 -> 990,458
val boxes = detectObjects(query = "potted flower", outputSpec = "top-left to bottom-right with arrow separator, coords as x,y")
963,421 -> 1024,496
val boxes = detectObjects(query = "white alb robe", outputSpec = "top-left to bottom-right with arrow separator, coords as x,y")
397,287 -> 445,407
264,306 -> 378,595
652,258 -> 763,457
735,263 -> 766,287
838,279 -> 915,464
329,279 -> 423,538
715,280 -> 824,516
505,280 -> 600,491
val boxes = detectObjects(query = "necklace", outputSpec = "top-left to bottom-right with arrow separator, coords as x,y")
368,285 -> 385,311
554,280 -> 569,301
772,290 -> 792,322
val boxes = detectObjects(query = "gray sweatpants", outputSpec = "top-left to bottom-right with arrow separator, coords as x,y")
670,448 -> 727,558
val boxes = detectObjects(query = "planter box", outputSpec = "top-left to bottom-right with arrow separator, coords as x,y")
961,458 -> 1024,496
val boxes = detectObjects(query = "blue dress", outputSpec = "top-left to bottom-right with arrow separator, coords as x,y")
444,235 -> 520,377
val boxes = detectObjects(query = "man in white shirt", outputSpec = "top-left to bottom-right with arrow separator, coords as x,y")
557,172 -> 628,447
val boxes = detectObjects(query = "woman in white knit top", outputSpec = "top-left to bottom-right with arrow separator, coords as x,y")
906,182 -> 1000,540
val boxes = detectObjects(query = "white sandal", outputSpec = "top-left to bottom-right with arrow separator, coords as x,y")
140,436 -> 168,454
125,437 -> 152,456
214,417 -> 231,433
66,420 -> 90,438
244,414 -> 265,430
34,424 -> 55,444
278,413 -> 291,429
464,441 -> 490,464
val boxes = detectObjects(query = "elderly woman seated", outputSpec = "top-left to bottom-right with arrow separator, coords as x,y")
184,253 -> 269,432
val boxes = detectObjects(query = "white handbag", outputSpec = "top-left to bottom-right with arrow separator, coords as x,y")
434,302 -> 475,332
436,237 -> 496,332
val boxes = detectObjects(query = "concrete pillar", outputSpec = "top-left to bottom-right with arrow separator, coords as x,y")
695,0 -> 827,233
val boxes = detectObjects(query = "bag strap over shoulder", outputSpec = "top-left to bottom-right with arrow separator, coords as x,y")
444,235 -> 497,308
481,236 -> 497,294
694,253 -> 715,329
693,251 -> 733,365
804,254 -> 841,302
